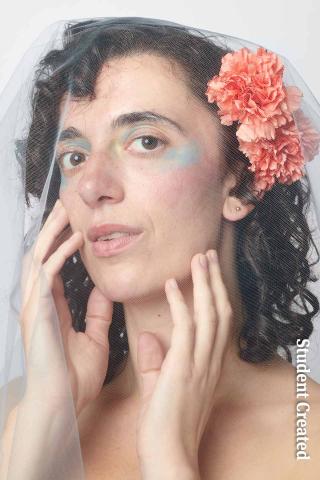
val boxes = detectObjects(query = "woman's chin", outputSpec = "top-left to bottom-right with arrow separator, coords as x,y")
80,254 -> 164,302
91,277 -> 146,303
94,277 -> 164,304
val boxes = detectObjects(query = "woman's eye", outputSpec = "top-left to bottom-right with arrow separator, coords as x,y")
57,151 -> 86,170
129,135 -> 165,153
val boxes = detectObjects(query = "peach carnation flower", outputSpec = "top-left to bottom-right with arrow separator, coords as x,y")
294,109 -> 320,162
238,120 -> 305,195
206,47 -> 302,142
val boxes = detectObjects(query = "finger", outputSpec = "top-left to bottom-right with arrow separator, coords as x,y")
20,226 -> 83,342
206,250 -> 233,364
84,287 -> 114,349
21,221 -> 73,311
42,225 -> 74,264
40,198 -> 61,225
23,202 -> 71,303
32,202 -> 70,267
20,233 -> 82,348
42,231 -> 83,288
164,278 -> 194,374
193,253 -> 218,371
22,267 -> 63,364
137,332 -> 165,403
51,274 -> 73,336
23,199 -> 61,264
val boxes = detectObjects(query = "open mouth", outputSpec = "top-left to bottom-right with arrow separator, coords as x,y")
92,232 -> 143,257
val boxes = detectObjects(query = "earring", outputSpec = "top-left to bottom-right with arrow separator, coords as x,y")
236,206 -> 241,211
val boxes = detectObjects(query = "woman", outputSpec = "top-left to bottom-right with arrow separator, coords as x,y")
1,17 -> 320,479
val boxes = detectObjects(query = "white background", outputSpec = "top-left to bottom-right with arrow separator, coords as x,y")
0,0 -> 320,383
0,0 -> 319,99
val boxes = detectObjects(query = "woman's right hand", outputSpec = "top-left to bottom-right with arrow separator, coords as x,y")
20,199 -> 114,417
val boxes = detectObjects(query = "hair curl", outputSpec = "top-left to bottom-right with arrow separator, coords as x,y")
21,18 -> 320,386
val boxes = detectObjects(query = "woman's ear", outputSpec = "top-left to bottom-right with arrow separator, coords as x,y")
221,171 -> 257,221
222,195 -> 255,221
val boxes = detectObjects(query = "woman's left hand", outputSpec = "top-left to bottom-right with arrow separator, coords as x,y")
136,249 -> 233,479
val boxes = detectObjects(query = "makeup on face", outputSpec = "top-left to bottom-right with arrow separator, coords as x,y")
56,110 -> 203,189
160,139 -> 201,171
57,138 -> 92,190
112,124 -> 202,171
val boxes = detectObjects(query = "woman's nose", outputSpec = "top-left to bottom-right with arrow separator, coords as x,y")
76,153 -> 123,208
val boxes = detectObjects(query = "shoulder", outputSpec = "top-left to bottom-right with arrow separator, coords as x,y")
252,360 -> 320,479
288,414 -> 320,480
201,357 -> 320,479
291,374 -> 320,479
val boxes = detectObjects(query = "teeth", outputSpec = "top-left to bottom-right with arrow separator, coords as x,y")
98,232 -> 131,241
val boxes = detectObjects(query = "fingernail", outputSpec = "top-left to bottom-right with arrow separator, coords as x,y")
167,278 -> 178,289
199,254 -> 208,269
207,250 -> 217,262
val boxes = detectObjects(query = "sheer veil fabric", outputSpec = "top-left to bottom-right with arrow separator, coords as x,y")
0,16 -> 320,479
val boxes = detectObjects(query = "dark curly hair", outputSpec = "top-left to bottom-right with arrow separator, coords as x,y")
21,18 -> 320,387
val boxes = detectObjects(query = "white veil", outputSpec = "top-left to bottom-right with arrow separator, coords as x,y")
0,16 -> 320,479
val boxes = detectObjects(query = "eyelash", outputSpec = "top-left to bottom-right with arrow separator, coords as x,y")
127,135 -> 168,154
56,135 -> 168,170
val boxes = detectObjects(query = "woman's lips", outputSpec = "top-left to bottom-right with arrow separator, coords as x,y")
87,223 -> 143,242
91,232 -> 143,257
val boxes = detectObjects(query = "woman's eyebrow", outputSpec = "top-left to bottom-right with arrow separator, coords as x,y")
111,111 -> 186,134
57,110 -> 186,142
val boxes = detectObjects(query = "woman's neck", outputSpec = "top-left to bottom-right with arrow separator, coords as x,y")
109,241 -> 249,405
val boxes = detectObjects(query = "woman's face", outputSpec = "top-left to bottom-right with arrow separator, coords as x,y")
57,53 -> 227,301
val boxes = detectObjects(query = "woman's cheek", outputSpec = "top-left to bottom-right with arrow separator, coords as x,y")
159,140 -> 202,173
150,140 -> 211,208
